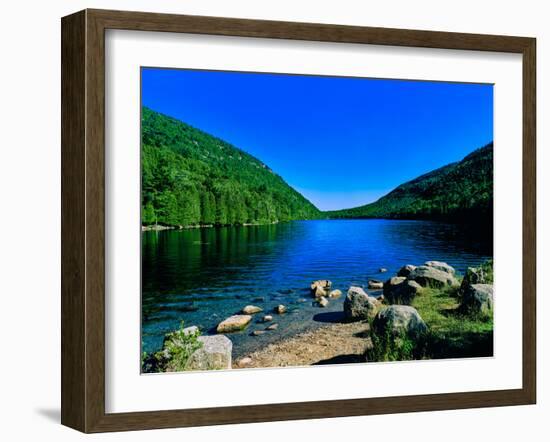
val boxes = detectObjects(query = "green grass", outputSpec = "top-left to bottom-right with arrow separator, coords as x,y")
412,283 -> 493,359
368,274 -> 494,362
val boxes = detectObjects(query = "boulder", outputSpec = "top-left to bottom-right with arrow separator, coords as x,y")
397,264 -> 416,277
368,280 -> 384,289
242,305 -> 263,314
314,285 -> 328,298
461,283 -> 494,316
266,323 -> 279,331
460,266 -> 491,293
262,315 -> 273,322
344,286 -> 379,321
383,277 -> 422,305
275,304 -> 287,314
182,325 -> 199,336
216,314 -> 252,333
236,357 -> 252,368
317,296 -> 329,307
407,265 -> 458,288
328,289 -> 342,298
185,335 -> 232,370
373,306 -> 427,338
425,261 -> 456,275
311,280 -> 332,291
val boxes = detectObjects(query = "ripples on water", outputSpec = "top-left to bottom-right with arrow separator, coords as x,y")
142,219 -> 492,356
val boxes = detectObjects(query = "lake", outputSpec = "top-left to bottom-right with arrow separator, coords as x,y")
142,219 -> 492,358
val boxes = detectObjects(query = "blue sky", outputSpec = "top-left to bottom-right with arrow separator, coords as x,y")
142,68 -> 493,211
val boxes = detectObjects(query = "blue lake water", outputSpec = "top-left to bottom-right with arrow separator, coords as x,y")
142,219 -> 492,358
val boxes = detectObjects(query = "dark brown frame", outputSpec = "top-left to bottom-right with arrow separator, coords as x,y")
61,8 -> 536,433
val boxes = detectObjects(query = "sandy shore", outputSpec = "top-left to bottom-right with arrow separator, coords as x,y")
233,320 -> 372,369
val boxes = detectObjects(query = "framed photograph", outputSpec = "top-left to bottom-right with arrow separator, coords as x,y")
61,9 -> 536,433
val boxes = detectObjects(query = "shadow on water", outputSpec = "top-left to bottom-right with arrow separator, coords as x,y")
312,311 -> 346,323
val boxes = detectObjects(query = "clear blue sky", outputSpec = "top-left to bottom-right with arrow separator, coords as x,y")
142,68 -> 493,211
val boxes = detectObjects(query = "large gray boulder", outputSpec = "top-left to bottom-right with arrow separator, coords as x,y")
425,261 -> 456,275
373,306 -> 427,338
408,265 -> 458,288
461,284 -> 494,316
216,314 -> 252,333
185,335 -> 232,370
344,286 -> 379,321
397,264 -> 416,277
383,277 -> 422,305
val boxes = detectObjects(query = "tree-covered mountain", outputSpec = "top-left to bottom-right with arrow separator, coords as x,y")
141,107 -> 321,227
326,143 -> 493,222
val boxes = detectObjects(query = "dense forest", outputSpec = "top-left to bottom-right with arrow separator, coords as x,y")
326,143 -> 493,222
141,107 -> 321,227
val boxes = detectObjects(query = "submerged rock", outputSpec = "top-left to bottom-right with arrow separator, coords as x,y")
373,306 -> 427,338
317,296 -> 329,307
185,335 -> 232,370
242,305 -> 263,314
397,264 -> 416,278
425,261 -> 456,275
266,323 -> 279,331
407,265 -> 458,288
252,330 -> 266,336
262,315 -> 273,322
311,280 -> 332,291
383,277 -> 422,305
461,283 -> 494,316
379,268 -> 388,273
344,286 -> 379,321
314,285 -> 328,298
275,304 -> 287,314
216,314 -> 252,333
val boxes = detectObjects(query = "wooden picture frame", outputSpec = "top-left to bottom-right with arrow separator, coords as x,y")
61,8 -> 536,433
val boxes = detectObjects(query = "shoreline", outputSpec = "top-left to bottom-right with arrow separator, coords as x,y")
233,320 -> 372,369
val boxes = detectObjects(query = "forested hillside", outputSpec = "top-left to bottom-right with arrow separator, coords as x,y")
141,107 -> 321,227
326,143 -> 493,222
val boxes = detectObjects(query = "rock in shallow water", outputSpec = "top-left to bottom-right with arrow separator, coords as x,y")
310,280 -> 332,291
216,314 -> 252,333
317,296 -> 329,307
262,315 -> 273,322
328,289 -> 342,298
275,304 -> 287,314
266,323 -> 279,331
185,335 -> 232,370
242,305 -> 263,314
368,280 -> 384,289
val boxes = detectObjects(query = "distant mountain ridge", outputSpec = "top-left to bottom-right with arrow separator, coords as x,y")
326,143 -> 493,221
141,107 -> 321,227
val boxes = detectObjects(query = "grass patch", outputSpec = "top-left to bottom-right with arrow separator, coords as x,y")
411,284 -> 493,359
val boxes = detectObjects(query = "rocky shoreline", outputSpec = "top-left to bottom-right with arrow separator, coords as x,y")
142,259 -> 494,373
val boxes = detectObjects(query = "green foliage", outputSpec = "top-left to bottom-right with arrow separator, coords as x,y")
327,143 -> 494,221
367,323 -> 426,362
141,107 -> 321,227
155,321 -> 203,372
